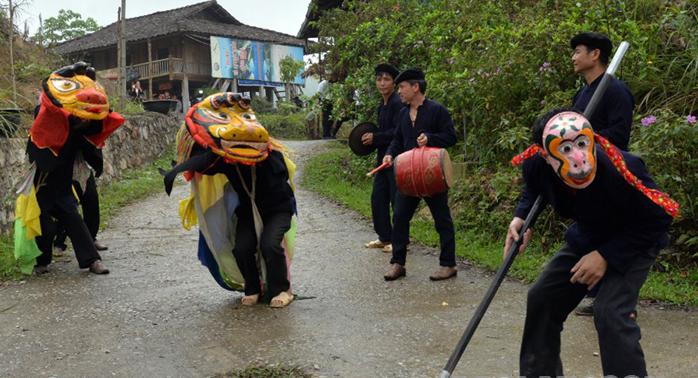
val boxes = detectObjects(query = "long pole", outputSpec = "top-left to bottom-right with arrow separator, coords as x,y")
438,41 -> 630,378
118,0 -> 127,109
9,0 -> 17,104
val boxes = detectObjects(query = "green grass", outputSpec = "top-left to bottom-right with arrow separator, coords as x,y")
303,142 -> 698,307
0,147 -> 175,281
98,149 -> 175,227
215,364 -> 311,378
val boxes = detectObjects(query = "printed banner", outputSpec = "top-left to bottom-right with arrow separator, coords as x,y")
210,36 -> 233,79
210,36 -> 305,85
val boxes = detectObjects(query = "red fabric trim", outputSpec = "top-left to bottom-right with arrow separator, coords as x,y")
594,134 -> 680,218
511,144 -> 544,166
29,93 -> 71,156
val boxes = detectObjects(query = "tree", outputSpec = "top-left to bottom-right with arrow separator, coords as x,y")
34,9 -> 99,46
279,56 -> 305,101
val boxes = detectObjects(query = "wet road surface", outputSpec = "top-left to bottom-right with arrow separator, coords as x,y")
1,140 -> 696,377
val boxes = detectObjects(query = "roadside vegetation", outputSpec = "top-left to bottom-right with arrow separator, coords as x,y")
303,1 -> 697,306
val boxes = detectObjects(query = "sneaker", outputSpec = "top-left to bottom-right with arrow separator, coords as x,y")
382,244 -> 393,253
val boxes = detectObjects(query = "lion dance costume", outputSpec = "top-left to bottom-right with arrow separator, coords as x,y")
14,62 -> 124,274
162,93 -> 297,305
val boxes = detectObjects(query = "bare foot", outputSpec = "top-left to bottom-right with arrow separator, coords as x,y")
240,294 -> 259,306
270,290 -> 294,308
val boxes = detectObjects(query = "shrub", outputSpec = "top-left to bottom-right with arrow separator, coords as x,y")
631,110 -> 698,259
257,112 -> 309,140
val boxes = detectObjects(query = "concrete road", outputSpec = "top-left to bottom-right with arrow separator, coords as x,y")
1,140 -> 695,377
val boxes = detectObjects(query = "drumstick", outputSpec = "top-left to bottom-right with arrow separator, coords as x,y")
366,161 -> 390,177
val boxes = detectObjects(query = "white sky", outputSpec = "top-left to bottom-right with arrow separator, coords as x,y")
17,0 -> 311,37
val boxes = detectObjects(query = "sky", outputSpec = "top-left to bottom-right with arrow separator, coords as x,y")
17,0 -> 312,37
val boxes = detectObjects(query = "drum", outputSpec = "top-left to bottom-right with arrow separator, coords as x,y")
394,147 -> 453,197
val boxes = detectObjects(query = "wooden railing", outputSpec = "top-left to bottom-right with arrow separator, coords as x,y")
99,58 -> 211,81
129,58 -> 180,79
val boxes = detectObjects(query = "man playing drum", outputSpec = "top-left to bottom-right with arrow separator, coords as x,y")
363,63 -> 401,254
507,109 -> 677,377
382,68 -> 458,281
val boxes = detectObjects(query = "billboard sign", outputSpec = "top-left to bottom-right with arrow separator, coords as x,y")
210,36 -> 305,86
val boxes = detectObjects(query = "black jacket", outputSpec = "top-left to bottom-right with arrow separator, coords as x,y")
373,91 -> 402,163
572,75 -> 634,150
386,98 -> 457,157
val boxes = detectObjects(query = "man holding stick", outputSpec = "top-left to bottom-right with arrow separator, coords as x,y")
506,109 -> 678,377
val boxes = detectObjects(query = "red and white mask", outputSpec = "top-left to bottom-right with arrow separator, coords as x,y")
542,111 -> 596,189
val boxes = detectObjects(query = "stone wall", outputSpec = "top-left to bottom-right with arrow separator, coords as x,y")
0,112 -> 180,235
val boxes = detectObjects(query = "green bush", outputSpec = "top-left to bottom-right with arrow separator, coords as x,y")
631,111 -> 698,259
122,100 -> 144,114
257,113 -> 309,140
313,0 -> 698,264
251,96 -> 275,114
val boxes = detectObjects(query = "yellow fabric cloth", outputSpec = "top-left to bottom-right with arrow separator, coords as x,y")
179,195 -> 198,231
15,187 -> 42,240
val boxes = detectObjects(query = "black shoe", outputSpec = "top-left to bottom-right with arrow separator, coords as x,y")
384,264 -> 406,281
88,260 -> 110,274
34,265 -> 49,275
574,298 -> 594,316
94,240 -> 109,251
429,266 -> 457,281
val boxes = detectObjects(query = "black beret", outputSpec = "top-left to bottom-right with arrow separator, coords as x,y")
394,68 -> 425,84
570,32 -> 613,57
374,63 -> 399,79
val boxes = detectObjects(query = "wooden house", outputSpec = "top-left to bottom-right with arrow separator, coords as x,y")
54,0 -> 305,111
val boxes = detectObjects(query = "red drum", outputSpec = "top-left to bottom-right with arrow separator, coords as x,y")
394,147 -> 454,197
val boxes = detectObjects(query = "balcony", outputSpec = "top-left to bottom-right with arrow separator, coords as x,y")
100,57 -> 210,81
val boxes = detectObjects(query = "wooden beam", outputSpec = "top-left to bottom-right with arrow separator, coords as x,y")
147,38 -> 153,99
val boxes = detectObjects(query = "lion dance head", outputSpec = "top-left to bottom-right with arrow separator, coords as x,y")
181,92 -> 273,166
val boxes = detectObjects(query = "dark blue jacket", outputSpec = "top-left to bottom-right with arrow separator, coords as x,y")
515,147 -> 671,273
573,75 -> 634,150
386,98 -> 457,157
373,91 -> 402,163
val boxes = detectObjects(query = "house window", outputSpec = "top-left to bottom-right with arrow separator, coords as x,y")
157,47 -> 169,59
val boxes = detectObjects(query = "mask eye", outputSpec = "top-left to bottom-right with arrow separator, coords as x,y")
50,78 -> 80,93
242,113 -> 256,121
558,141 -> 574,155
575,135 -> 590,148
203,109 -> 229,122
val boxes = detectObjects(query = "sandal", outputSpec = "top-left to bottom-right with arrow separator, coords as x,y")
365,239 -> 386,249
270,291 -> 294,308
240,294 -> 259,306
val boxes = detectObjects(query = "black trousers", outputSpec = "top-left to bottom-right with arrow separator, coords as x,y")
35,196 -> 101,269
520,244 -> 657,377
321,100 -> 333,138
233,211 -> 292,297
390,191 -> 456,267
54,175 -> 100,248
371,166 -> 396,243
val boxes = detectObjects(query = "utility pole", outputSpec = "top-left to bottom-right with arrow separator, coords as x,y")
38,13 -> 43,49
117,0 -> 127,109
9,0 -> 17,103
